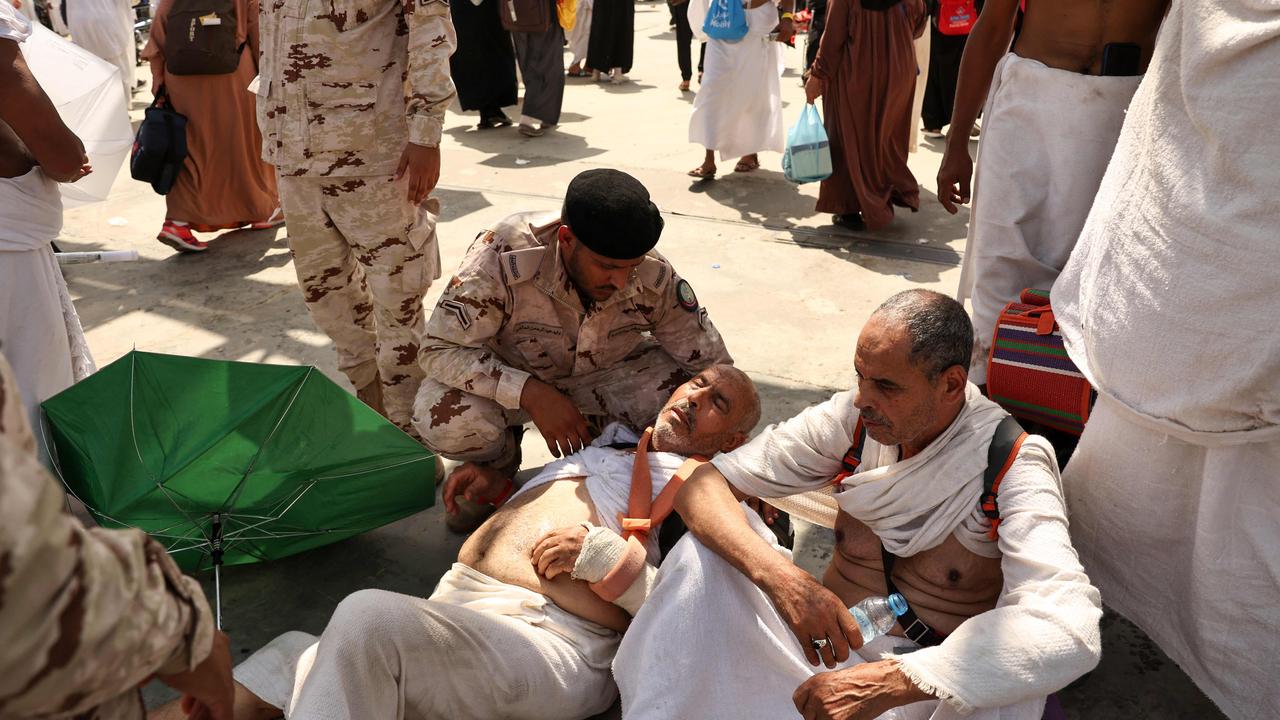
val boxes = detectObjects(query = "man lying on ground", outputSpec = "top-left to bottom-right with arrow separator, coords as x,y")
615,290 -> 1102,720
190,364 -> 759,720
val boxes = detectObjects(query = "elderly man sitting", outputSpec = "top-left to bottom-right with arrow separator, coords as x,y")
220,364 -> 760,720
614,290 -> 1101,720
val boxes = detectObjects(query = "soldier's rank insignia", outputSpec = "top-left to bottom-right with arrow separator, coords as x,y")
439,299 -> 472,329
676,279 -> 698,312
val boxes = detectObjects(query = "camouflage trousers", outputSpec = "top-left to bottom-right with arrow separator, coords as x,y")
278,175 -> 441,438
413,343 -> 690,467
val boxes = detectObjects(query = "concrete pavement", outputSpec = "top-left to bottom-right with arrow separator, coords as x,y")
48,4 -> 1222,716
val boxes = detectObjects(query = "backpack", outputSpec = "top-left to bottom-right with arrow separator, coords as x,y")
499,0 -> 552,33
164,0 -> 245,75
702,0 -> 748,42
130,88 -> 188,195
936,0 -> 976,35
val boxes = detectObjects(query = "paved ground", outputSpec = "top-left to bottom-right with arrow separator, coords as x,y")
50,4 -> 1223,717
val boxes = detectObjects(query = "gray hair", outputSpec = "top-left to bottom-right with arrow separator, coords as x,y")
872,290 -> 973,380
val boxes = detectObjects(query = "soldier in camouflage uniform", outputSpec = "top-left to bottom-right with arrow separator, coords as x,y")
256,0 -> 457,437
0,352 -> 233,720
414,169 -> 733,511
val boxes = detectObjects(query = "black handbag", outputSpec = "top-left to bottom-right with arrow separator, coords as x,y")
130,87 -> 188,195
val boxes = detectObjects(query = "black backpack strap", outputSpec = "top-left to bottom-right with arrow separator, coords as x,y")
980,415 -> 1028,540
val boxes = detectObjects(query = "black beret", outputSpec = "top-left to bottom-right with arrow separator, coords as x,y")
562,169 -> 664,259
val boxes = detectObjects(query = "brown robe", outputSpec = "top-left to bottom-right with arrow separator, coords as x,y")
143,0 -> 278,228
811,0 -> 925,230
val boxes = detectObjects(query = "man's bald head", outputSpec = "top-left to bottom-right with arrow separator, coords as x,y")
651,364 -> 760,458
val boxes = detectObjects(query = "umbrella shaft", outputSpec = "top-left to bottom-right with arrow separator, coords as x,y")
214,563 -> 222,630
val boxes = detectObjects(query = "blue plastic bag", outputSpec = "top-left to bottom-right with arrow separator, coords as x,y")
703,0 -> 748,42
782,103 -> 832,184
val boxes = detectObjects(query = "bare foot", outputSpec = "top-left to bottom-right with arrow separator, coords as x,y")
679,80 -> 690,91
687,164 -> 716,179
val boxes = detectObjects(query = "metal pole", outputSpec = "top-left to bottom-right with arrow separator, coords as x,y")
212,513 -> 223,630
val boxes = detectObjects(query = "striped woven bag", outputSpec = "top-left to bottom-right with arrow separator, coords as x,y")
986,289 -> 1094,436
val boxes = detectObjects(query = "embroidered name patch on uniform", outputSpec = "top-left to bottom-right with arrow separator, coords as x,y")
676,279 -> 698,312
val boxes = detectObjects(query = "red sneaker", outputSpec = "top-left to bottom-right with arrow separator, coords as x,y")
157,221 -> 208,253
249,207 -> 285,230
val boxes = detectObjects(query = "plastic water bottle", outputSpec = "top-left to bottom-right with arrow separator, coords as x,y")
849,593 -> 909,644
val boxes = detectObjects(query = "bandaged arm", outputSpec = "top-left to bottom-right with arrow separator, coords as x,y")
571,524 -> 657,616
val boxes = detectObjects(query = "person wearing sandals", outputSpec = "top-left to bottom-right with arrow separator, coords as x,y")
685,0 -> 793,180
144,0 -> 282,253
512,0 -> 565,137
449,0 -> 518,130
565,0 -> 593,77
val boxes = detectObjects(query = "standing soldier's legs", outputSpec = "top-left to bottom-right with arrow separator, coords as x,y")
323,176 -> 441,439
413,379 -> 526,473
560,342 -> 692,432
278,176 -> 381,407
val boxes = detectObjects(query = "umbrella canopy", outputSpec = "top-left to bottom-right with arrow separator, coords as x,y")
20,23 -> 133,208
41,351 -> 437,573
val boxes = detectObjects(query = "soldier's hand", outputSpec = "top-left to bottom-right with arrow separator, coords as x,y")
158,630 -> 234,720
394,142 -> 440,205
520,379 -> 592,458
441,462 -> 512,513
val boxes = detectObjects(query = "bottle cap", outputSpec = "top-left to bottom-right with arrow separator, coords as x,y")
888,593 -> 909,616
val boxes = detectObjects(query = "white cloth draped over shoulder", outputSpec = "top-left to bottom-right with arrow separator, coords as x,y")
1053,2 -> 1280,717
955,53 -> 1139,384
687,0 -> 784,159
619,386 -> 1102,717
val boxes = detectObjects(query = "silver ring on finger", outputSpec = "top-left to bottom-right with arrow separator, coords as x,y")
810,637 -> 829,652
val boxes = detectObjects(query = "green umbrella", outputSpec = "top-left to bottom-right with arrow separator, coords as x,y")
40,351 -> 436,627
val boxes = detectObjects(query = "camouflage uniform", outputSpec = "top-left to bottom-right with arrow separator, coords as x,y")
414,211 -> 733,467
0,354 -> 214,720
256,0 -> 457,436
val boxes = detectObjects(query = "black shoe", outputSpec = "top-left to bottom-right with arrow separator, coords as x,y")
832,213 -> 866,231
477,109 -> 513,129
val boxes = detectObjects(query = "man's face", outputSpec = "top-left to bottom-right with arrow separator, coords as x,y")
652,366 -> 752,457
559,228 -> 644,303
852,315 -> 950,449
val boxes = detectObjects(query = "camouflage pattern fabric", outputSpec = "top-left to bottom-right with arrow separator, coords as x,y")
416,342 -> 692,465
256,0 -> 458,176
414,211 -> 733,462
278,175 -> 441,438
0,354 -> 214,720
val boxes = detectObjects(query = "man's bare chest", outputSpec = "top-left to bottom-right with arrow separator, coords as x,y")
831,513 -> 1002,599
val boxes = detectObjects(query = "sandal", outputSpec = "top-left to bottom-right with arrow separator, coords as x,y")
733,158 -> 760,173
679,80 -> 691,91
687,166 -> 717,179
566,66 -> 589,77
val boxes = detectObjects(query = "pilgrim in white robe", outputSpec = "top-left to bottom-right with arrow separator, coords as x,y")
65,0 -> 136,98
567,0 -> 592,69
687,0 -> 784,160
955,53 -> 1139,384
235,424 -> 691,720
0,6 -> 96,464
1053,3 -> 1280,717
615,386 -> 1102,720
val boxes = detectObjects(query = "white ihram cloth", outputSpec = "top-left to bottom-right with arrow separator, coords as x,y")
1052,2 -> 1280,717
687,0 -> 784,160
65,0 -> 135,97
955,53 -> 1139,384
233,424 -> 684,720
567,0 -> 593,67
0,162 -> 96,465
234,566 -> 620,720
617,386 -> 1102,718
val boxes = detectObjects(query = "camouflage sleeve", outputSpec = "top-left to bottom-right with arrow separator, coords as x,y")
0,436 -> 214,718
651,274 -> 734,372
403,0 -> 457,147
421,251 -> 530,410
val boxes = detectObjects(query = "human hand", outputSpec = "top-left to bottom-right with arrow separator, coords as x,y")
520,379 -> 592,458
157,630 -> 235,720
935,142 -> 973,214
805,75 -> 823,104
765,566 -> 862,668
394,142 -> 440,204
775,17 -> 795,45
793,660 -> 932,720
530,524 -> 589,580
746,497 -> 781,526
440,462 -> 512,514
